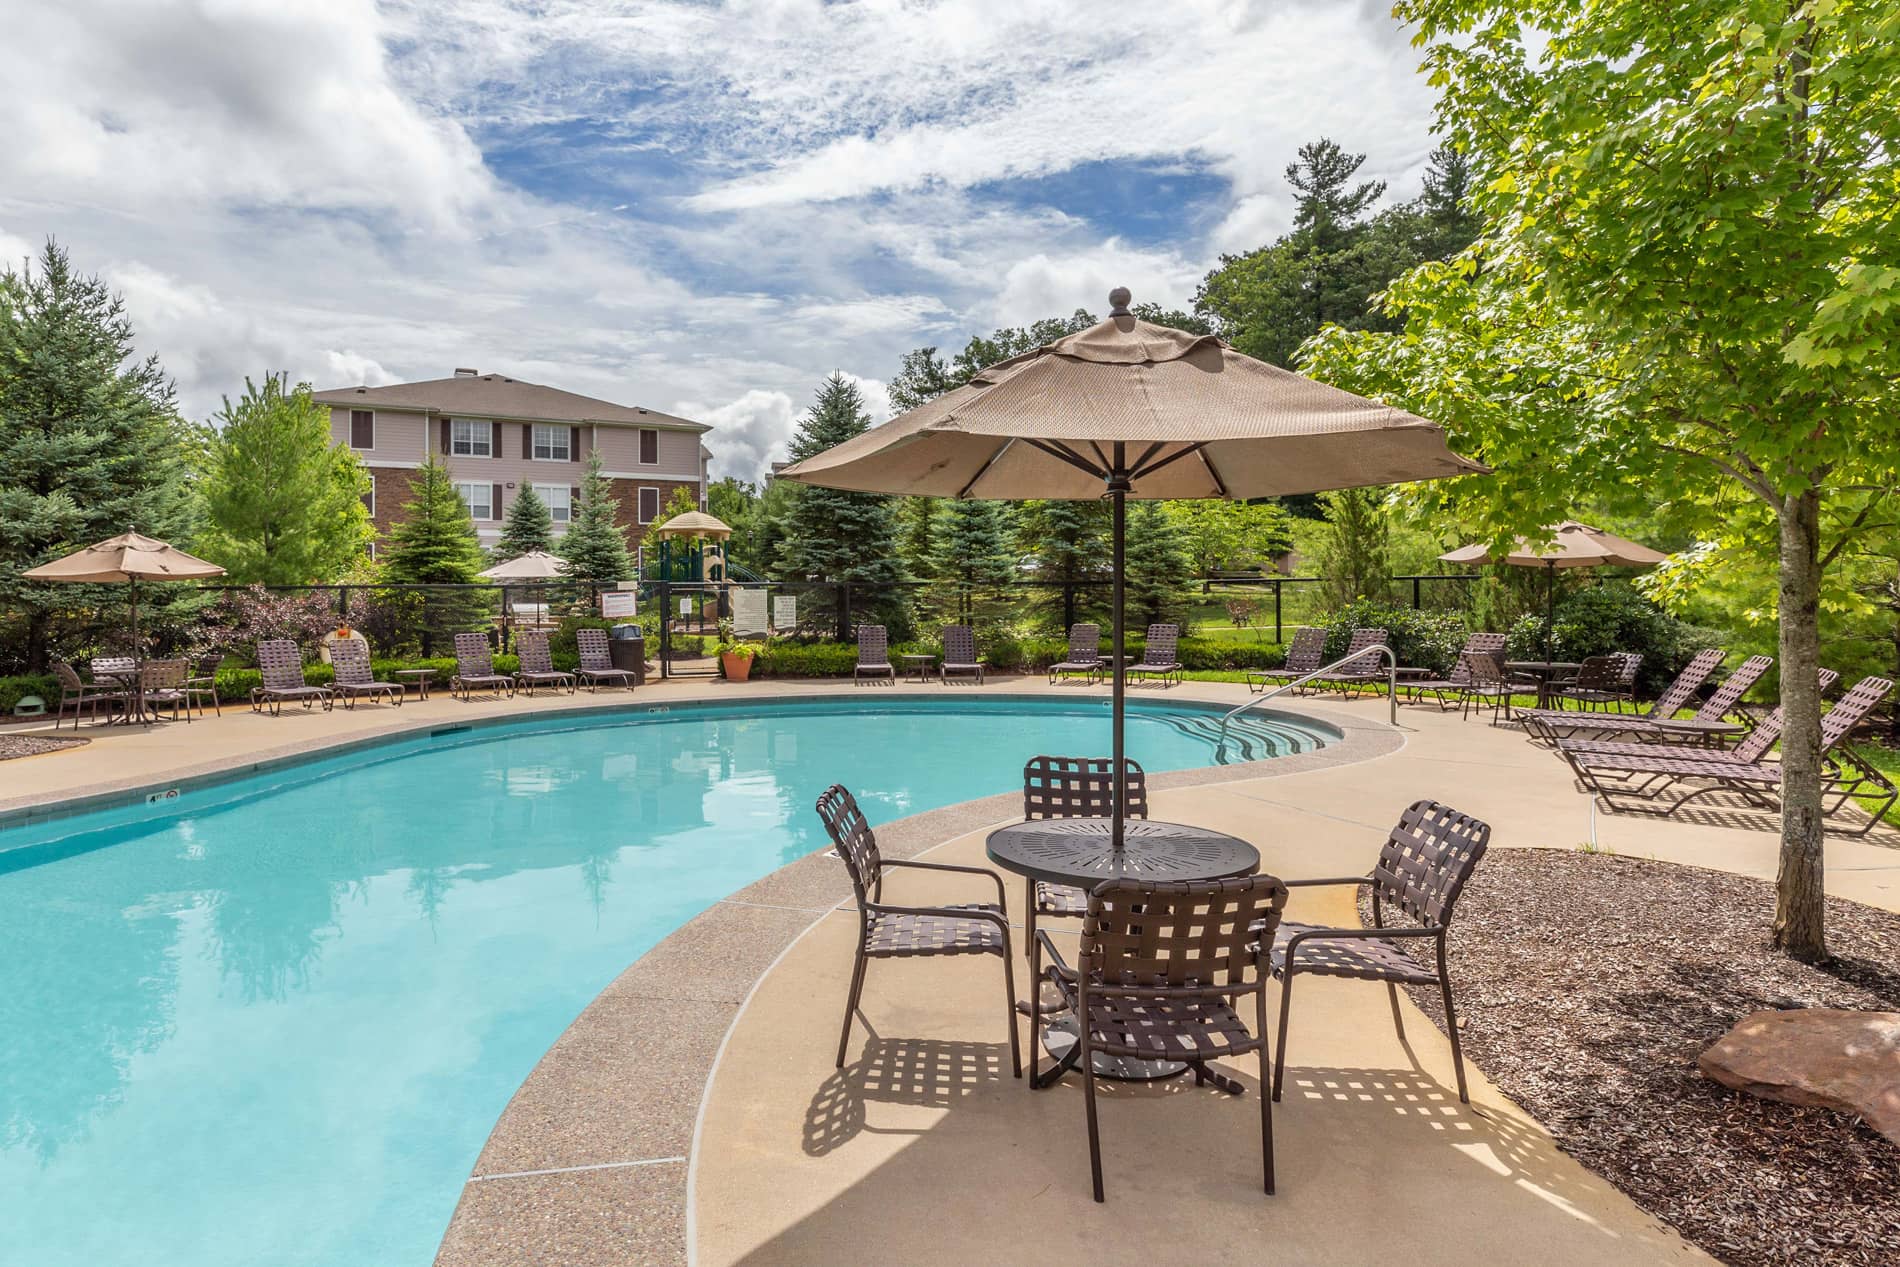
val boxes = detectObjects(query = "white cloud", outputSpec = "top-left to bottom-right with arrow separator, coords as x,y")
681,389 -> 799,484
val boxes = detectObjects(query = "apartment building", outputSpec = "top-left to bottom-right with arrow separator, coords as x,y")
315,369 -> 711,551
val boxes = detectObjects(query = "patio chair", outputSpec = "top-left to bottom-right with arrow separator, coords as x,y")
1321,627 -> 1391,697
251,640 -> 333,715
1038,874 -> 1290,1202
514,631 -> 575,696
940,625 -> 985,684
1019,757 -> 1148,1021
1566,675 -> 1891,830
1047,623 -> 1104,684
1455,650 -> 1515,724
815,784 -> 1020,1076
1526,653 -> 1773,744
90,655 -> 137,688
184,651 -> 224,717
139,658 -> 192,723
1244,625 -> 1324,695
1271,799 -> 1491,1105
1547,654 -> 1623,712
575,627 -> 637,691
450,632 -> 516,702
1517,648 -> 1724,741
854,624 -> 895,684
52,660 -> 123,729
1402,633 -> 1507,709
1126,623 -> 1183,687
328,640 -> 402,709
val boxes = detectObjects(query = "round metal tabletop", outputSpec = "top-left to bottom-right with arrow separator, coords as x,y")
985,817 -> 1259,889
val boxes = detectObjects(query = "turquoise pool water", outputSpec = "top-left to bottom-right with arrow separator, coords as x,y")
0,695 -> 1332,1265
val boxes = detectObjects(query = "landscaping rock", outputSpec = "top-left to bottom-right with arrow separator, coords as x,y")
1699,1009 -> 1900,1144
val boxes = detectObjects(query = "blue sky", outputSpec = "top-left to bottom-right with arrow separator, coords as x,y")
0,0 -> 1439,481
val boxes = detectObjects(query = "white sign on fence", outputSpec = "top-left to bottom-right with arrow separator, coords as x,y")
599,591 -> 637,618
731,588 -> 768,636
679,597 -> 693,617
772,594 -> 798,631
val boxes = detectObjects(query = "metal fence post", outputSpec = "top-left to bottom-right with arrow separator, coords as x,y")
835,582 -> 853,641
1063,577 -> 1076,632
657,581 -> 671,679
1273,580 -> 1283,643
1413,576 -> 1422,610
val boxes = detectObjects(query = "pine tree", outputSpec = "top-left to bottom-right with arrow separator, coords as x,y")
1016,498 -> 1110,627
383,456 -> 486,652
895,496 -> 937,579
775,375 -> 905,593
559,448 -> 633,585
493,483 -> 555,561
927,498 -> 1017,616
1311,487 -> 1391,606
0,240 -> 198,670
1122,501 -> 1191,629
199,373 -> 372,584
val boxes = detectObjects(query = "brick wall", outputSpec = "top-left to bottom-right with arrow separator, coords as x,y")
367,467 -> 423,542
610,478 -> 701,548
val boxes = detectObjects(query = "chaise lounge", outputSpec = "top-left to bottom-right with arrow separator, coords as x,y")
251,639 -> 334,715
328,640 -> 402,709
451,632 -> 516,702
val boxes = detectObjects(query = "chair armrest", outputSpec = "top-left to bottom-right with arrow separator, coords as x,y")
866,900 -> 1009,931
880,858 -> 1007,906
1280,876 -> 1373,889
1035,928 -> 1077,978
1281,923 -> 1439,962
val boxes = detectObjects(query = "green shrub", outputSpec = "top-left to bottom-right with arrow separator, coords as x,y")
749,633 -> 1287,677
0,673 -> 58,714
1507,585 -> 1708,694
1317,601 -> 1468,675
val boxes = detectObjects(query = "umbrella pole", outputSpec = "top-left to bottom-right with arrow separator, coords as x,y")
130,576 -> 145,725
1109,444 -> 1128,852
1544,560 -> 1556,661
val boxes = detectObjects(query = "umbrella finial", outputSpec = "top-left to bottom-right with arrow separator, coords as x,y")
1107,286 -> 1131,316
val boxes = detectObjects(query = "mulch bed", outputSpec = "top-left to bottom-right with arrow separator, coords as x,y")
0,733 -> 89,761
1363,849 -> 1900,1267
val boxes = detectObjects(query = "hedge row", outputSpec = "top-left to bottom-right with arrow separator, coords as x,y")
754,635 -> 1286,678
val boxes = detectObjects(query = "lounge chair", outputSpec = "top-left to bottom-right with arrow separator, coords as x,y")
854,624 -> 895,684
1567,675 -> 1892,830
450,632 -> 516,701
575,627 -> 637,691
1126,623 -> 1183,687
184,651 -> 223,717
1038,874 -> 1290,1202
1557,666 -> 1834,761
1401,632 -> 1507,709
52,660 -> 123,729
815,784 -> 1019,1075
251,639 -> 333,714
514,631 -> 575,696
1517,648 -> 1727,742
1271,799 -> 1491,1105
1454,649 -> 1516,724
139,659 -> 191,723
1047,623 -> 1104,684
940,625 -> 985,684
1321,627 -> 1390,696
328,640 -> 402,709
1245,625 -> 1324,695
1018,757 -> 1148,1022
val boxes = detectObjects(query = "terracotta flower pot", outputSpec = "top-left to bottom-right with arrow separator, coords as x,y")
720,651 -> 754,683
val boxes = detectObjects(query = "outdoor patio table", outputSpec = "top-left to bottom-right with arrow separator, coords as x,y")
94,668 -> 149,726
1505,660 -> 1581,709
393,668 -> 434,701
900,653 -> 936,684
986,816 -> 1260,1083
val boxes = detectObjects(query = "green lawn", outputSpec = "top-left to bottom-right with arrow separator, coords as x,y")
1853,741 -> 1900,826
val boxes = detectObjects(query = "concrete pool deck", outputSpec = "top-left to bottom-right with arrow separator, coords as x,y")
4,676 -> 1895,1265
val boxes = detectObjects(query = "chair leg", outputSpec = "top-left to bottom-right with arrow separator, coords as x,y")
1259,1039 -> 1276,1195
836,951 -> 868,1068
1000,939 -> 1021,1078
1438,952 -> 1470,1104
1387,981 -> 1407,1042
1272,970 -> 1294,1102
1081,1011 -> 1104,1203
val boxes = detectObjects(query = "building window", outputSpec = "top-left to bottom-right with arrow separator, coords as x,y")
349,409 -> 374,449
531,424 -> 571,461
450,419 -> 492,457
639,428 -> 659,464
638,486 -> 659,524
457,482 -> 494,520
537,484 -> 572,524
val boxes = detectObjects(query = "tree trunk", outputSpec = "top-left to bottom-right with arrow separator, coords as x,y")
1772,488 -> 1828,962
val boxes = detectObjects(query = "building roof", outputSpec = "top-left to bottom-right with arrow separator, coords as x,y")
312,372 -> 709,432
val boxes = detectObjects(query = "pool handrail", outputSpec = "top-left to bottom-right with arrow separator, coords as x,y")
1217,643 -> 1397,760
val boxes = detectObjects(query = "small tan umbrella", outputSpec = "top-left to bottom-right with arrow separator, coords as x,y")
781,290 -> 1487,845
1439,521 -> 1668,658
651,511 -> 732,539
22,531 -> 226,715
478,549 -> 568,580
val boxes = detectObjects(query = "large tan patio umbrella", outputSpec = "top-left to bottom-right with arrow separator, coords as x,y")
477,549 -> 568,580
780,290 -> 1487,846
1439,521 -> 1668,659
22,531 -> 226,717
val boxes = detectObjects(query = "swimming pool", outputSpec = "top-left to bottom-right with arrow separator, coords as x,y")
0,695 -> 1333,1265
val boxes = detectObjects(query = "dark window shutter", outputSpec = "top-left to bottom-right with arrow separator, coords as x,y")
570,485 -> 581,504
569,425 -> 580,457
491,421 -> 501,456
350,409 -> 374,448
522,423 -> 532,457
640,428 -> 658,464
440,418 -> 450,453
491,483 -> 503,519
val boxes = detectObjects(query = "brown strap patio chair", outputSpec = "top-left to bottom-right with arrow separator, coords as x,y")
1245,625 -> 1325,694
1558,666 -> 1837,765
1048,623 -> 1104,684
450,632 -> 516,702
1518,648 -> 1725,741
574,627 -> 636,691
940,625 -> 984,684
183,650 -> 224,717
1452,649 -> 1515,725
1322,627 -> 1391,697
53,660 -> 124,729
514,631 -> 575,696
1126,623 -> 1183,687
328,640 -> 402,709
1038,874 -> 1290,1202
815,784 -> 1020,1077
1270,799 -> 1491,1105
1402,633 -> 1507,709
1549,654 -> 1629,712
139,658 -> 192,724
854,624 -> 895,683
251,640 -> 334,715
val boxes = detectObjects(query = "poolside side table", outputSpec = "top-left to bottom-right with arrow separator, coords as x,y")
986,817 -> 1261,1085
900,653 -> 936,684
393,668 -> 434,702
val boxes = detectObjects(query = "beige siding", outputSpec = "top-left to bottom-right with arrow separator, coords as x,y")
329,406 -> 430,464
592,424 -> 702,478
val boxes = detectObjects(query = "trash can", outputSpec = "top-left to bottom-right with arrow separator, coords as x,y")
608,625 -> 646,684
